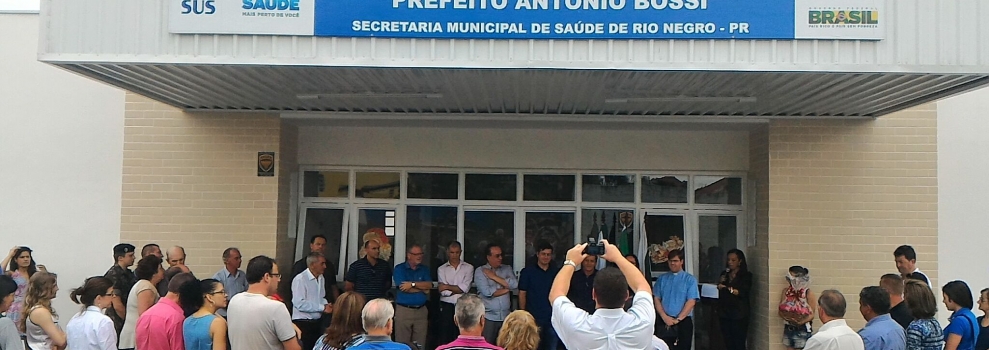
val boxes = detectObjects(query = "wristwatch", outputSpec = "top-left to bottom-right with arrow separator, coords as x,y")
412,282 -> 417,288
563,260 -> 578,269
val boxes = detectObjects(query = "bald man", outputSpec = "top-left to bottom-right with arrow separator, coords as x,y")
158,246 -> 195,296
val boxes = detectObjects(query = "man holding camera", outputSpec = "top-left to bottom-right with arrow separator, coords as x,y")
550,239 -> 656,349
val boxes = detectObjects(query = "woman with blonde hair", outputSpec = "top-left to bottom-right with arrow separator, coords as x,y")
20,272 -> 66,350
314,292 -> 368,350
497,310 -> 539,350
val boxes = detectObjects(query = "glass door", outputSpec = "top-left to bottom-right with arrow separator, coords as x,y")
462,210 -> 516,272
523,211 -> 575,266
349,207 -> 401,271
641,212 -> 689,277
296,207 -> 347,279
694,213 -> 742,350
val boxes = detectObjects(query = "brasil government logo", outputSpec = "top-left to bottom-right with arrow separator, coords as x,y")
808,9 -> 879,26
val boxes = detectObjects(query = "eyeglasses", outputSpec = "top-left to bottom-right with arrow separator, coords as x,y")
269,273 -> 281,278
410,252 -> 424,256
209,290 -> 227,295
102,292 -> 117,297
491,254 -> 503,258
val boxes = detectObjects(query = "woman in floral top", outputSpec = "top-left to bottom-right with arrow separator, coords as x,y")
904,279 -> 945,350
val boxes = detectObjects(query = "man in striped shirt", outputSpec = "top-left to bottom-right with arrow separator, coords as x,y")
345,239 -> 392,301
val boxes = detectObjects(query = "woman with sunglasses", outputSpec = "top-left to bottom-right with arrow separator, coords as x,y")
65,276 -> 117,350
182,279 -> 228,350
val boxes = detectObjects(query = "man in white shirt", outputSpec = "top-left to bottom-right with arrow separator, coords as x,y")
804,289 -> 865,350
436,241 -> 474,345
550,239 -> 655,350
292,252 -> 332,350
228,255 -> 302,350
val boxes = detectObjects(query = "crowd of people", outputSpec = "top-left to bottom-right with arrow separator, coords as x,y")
0,240 -> 985,350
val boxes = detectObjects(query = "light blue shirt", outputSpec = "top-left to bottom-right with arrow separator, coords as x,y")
474,264 -> 518,322
652,271 -> 699,317
291,268 -> 327,320
859,314 -> 907,350
212,268 -> 247,317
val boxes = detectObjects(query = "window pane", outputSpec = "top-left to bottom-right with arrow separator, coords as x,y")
644,214 -> 686,273
524,212 -> 575,264
641,175 -> 689,203
582,175 -> 634,202
581,209 -> 636,256
695,176 -> 743,205
300,208 -> 344,275
406,206 -> 458,279
464,211 -> 515,270
303,171 -> 349,198
355,172 -> 401,199
356,209 -> 397,268
407,173 -> 458,200
697,216 -> 737,284
465,174 -> 517,201
523,175 -> 575,201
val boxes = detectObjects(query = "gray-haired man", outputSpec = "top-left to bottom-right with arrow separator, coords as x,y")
436,294 -> 501,350
349,299 -> 411,350
212,247 -> 247,317
292,252 -> 332,350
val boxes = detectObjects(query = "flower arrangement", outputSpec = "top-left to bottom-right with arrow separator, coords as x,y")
649,236 -> 685,263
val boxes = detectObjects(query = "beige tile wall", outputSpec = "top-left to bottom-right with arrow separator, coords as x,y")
757,103 -> 939,349
121,93 -> 285,277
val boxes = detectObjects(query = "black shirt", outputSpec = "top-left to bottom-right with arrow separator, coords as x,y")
568,270 -> 596,314
889,301 -> 913,329
718,269 -> 753,320
976,316 -> 989,350
345,257 -> 392,300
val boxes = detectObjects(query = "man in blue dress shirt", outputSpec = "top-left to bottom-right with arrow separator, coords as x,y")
519,241 -> 561,350
653,249 -> 699,350
393,244 -> 433,350
475,243 -> 518,345
857,286 -> 906,350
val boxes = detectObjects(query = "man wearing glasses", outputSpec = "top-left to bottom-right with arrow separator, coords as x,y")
393,244 -> 434,349
228,255 -> 302,350
474,243 -> 518,345
291,252 -> 333,350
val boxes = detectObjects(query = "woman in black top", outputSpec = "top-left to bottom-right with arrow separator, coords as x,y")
718,249 -> 753,350
976,288 -> 989,350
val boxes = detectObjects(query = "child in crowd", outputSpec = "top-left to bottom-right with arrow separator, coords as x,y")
779,266 -> 816,350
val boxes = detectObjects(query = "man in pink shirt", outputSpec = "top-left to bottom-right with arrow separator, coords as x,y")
136,272 -> 197,350
437,294 -> 503,350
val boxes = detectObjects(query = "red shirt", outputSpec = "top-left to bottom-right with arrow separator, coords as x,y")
135,297 -> 186,350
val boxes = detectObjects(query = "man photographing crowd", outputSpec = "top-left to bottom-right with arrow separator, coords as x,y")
550,239 -> 655,349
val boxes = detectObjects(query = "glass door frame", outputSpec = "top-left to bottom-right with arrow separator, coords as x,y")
640,210 -> 693,278
691,210 -> 746,279
296,204 -> 349,279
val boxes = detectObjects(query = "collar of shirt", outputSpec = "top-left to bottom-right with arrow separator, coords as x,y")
402,262 -> 423,271
592,308 -> 628,318
364,335 -> 393,343
85,305 -> 102,313
819,319 -> 850,333
155,297 -> 183,314
304,268 -> 321,281
865,314 -> 893,328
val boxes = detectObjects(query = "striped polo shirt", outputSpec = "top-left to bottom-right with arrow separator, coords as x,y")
345,257 -> 392,300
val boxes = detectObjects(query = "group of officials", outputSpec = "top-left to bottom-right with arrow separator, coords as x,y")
285,235 -> 658,350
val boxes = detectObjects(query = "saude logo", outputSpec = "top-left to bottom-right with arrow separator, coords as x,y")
242,0 -> 301,11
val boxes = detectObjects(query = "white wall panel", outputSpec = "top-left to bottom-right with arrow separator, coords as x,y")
38,0 -> 989,73
297,125 -> 750,171
0,13 -> 125,324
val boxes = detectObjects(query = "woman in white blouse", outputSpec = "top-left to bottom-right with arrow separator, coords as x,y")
65,276 -> 117,350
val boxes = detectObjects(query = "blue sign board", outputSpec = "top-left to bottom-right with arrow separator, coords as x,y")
313,0 -> 795,39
